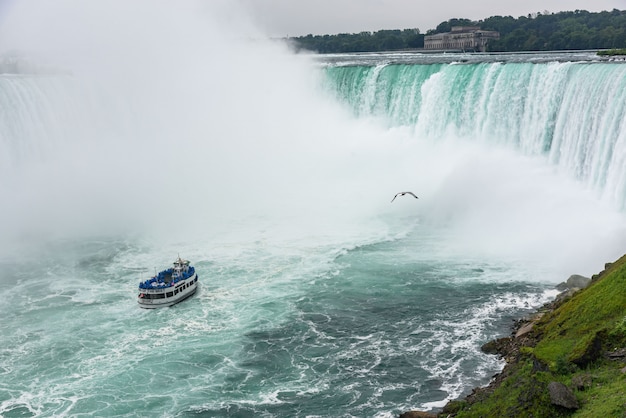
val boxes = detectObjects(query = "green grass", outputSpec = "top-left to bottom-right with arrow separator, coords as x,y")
571,367 -> 626,417
533,255 -> 626,368
597,48 -> 626,56
454,358 -> 570,418
449,254 -> 626,417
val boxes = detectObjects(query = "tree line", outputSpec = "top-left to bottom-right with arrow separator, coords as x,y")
289,9 -> 626,53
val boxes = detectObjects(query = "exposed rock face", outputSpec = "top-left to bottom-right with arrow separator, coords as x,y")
555,274 -> 591,291
606,347 -> 626,360
553,288 -> 578,304
398,411 -> 438,418
548,381 -> 579,410
515,321 -> 535,338
570,330 -> 606,367
480,336 -> 511,355
398,257 -> 626,418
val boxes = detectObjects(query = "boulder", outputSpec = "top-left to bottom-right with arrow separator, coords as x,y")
606,347 -> 626,359
555,282 -> 568,291
548,381 -> 579,410
515,321 -> 535,338
481,337 -> 512,355
566,274 -> 591,289
398,411 -> 437,418
553,288 -> 578,304
556,274 -> 590,291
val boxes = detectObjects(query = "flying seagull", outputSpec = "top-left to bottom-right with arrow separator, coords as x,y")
391,191 -> 419,203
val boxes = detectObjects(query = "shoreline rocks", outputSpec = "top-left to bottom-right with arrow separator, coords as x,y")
399,272 -> 594,417
555,274 -> 591,292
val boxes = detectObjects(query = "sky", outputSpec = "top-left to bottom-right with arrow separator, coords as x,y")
0,0 -> 624,38
238,0 -> 626,37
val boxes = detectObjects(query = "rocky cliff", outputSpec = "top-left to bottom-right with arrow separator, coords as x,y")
402,254 -> 626,417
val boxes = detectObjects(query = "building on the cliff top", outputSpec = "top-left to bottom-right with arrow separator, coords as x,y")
424,26 -> 500,52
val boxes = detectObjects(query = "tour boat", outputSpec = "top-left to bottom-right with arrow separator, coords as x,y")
138,257 -> 198,308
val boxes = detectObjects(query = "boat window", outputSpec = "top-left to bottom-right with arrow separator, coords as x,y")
166,292 -> 173,298
156,293 -> 165,299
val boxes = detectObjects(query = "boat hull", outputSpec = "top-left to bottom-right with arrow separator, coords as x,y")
138,273 -> 198,309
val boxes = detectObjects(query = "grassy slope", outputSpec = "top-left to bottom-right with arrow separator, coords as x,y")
597,48 -> 626,56
450,254 -> 626,417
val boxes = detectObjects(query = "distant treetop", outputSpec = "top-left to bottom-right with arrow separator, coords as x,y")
289,9 -> 626,53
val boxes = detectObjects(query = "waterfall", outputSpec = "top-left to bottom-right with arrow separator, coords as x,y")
325,61 -> 626,209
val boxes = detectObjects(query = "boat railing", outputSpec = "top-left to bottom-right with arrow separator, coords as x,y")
139,266 -> 196,289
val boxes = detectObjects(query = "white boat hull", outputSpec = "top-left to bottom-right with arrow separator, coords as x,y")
138,273 -> 198,309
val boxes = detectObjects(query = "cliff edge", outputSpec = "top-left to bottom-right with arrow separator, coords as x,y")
402,254 -> 626,418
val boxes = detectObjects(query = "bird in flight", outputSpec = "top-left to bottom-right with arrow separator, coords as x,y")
391,191 -> 419,203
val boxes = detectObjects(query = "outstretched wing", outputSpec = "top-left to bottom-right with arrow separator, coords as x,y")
391,191 -> 418,202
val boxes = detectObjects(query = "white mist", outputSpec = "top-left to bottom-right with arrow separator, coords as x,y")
0,0 -> 624,280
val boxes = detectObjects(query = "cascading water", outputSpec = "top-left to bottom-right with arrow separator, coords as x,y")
324,59 -> 626,209
2,2 -> 626,417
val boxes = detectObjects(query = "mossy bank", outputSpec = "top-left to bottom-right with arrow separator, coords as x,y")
402,254 -> 626,418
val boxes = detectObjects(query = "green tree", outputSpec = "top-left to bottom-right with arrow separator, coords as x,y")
290,9 -> 626,53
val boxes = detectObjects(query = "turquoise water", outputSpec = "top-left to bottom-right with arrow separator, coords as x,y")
1,229 -> 559,417
323,55 -> 626,210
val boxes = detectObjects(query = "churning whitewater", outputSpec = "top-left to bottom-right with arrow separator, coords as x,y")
323,53 -> 626,211
2,2 -> 626,417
